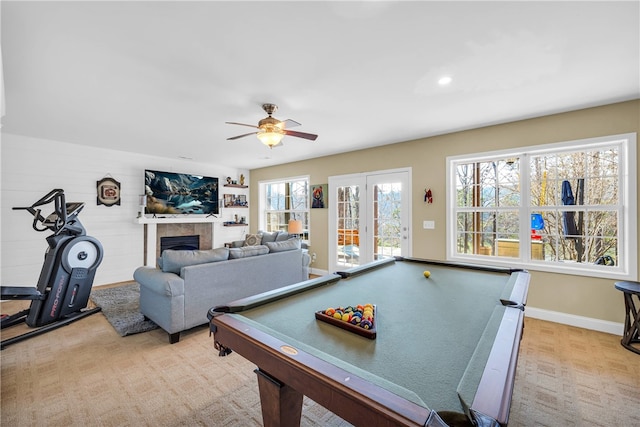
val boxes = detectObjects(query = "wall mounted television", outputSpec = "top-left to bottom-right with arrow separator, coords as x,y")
144,170 -> 219,216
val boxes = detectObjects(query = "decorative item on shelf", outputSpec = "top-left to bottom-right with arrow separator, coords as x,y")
288,219 -> 303,239
239,174 -> 245,186
223,194 -> 248,207
424,188 -> 433,204
311,184 -> 327,208
97,175 -> 121,206
226,177 -> 232,185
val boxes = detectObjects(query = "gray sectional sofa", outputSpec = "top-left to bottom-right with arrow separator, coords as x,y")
133,238 -> 310,343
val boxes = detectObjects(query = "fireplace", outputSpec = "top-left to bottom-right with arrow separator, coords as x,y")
160,235 -> 200,254
145,223 -> 214,264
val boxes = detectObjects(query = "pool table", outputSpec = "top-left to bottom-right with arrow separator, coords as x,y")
208,257 -> 529,427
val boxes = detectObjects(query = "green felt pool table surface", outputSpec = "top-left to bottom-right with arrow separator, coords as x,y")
209,257 -> 530,427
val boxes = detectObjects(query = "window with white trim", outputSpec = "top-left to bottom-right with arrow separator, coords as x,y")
259,176 -> 310,241
446,133 -> 637,279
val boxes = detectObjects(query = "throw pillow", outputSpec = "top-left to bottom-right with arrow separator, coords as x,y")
243,233 -> 262,246
266,239 -> 301,253
161,248 -> 230,274
259,230 -> 279,243
229,245 -> 269,259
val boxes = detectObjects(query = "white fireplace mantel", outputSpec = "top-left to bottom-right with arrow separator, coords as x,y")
135,215 -> 220,225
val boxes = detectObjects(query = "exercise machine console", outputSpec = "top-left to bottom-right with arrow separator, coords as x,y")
1,189 -> 104,349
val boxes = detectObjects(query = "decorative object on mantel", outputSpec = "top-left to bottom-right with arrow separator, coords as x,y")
226,103 -> 318,149
311,184 -> 327,209
424,188 -> 433,204
97,175 -> 121,206
137,195 -> 147,218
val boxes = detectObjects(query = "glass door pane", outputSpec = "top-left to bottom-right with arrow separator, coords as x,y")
372,182 -> 403,260
368,171 -> 409,261
336,184 -> 361,268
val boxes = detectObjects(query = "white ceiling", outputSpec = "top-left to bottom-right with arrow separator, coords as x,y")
2,1 -> 639,170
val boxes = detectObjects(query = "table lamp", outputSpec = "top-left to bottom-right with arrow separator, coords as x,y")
288,219 -> 303,239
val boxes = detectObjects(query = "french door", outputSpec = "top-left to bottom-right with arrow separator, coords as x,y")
328,169 -> 411,272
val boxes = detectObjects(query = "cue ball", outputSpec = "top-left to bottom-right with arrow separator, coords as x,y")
423,270 -> 431,278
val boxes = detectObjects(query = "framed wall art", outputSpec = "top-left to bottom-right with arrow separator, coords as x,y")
311,184 -> 327,209
97,176 -> 121,206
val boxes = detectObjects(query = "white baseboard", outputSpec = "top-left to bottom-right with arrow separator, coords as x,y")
525,306 -> 623,336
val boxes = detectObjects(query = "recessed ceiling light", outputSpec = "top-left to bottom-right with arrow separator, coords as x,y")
438,76 -> 452,86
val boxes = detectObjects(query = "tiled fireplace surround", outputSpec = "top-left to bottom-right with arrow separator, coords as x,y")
144,223 -> 213,266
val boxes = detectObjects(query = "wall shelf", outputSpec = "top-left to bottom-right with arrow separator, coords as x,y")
224,184 -> 248,188
223,223 -> 248,227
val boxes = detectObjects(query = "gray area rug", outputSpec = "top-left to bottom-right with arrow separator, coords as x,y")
90,283 -> 158,336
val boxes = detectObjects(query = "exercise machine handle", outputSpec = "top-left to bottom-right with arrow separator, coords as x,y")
12,189 -> 67,234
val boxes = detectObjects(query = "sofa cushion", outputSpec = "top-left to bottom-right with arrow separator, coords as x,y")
266,239 -> 301,253
275,232 -> 293,242
229,245 -> 269,259
161,248 -> 230,274
259,230 -> 279,243
243,233 -> 262,246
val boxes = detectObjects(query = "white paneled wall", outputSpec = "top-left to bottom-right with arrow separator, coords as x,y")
1,133 -> 248,287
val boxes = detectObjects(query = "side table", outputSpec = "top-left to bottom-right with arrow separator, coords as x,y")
614,281 -> 640,355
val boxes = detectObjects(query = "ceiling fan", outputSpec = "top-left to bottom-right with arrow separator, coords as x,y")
226,103 -> 318,148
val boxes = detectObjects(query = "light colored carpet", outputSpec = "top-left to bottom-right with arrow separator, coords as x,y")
1,297 -> 639,426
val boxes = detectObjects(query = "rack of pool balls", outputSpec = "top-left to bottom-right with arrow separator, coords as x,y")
315,304 -> 377,339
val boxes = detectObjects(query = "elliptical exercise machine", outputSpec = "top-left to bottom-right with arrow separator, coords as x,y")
1,189 -> 104,349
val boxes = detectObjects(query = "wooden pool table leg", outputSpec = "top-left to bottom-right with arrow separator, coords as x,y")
255,369 -> 303,427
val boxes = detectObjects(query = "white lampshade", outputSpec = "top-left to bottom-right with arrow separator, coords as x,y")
288,219 -> 303,235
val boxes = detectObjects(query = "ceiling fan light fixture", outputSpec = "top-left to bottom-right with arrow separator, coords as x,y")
257,130 -> 284,148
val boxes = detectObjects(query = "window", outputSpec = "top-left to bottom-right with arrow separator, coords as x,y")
259,176 -> 310,241
447,133 -> 637,279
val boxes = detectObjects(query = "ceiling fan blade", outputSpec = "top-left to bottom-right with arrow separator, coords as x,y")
226,121 -> 260,129
280,119 -> 301,128
227,131 -> 258,140
284,130 -> 318,141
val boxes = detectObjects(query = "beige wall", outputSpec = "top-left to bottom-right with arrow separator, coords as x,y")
249,100 -> 640,324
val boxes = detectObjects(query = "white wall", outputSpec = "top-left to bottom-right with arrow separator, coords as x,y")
1,133 -> 248,287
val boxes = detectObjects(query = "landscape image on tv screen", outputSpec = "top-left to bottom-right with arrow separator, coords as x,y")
144,170 -> 219,215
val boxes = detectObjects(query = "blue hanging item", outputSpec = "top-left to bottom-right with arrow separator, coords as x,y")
531,213 -> 544,230
561,180 -> 578,238
530,213 -> 544,240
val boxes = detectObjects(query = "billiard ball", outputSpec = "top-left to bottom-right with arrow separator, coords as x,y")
423,270 -> 431,278
325,308 -> 335,316
360,319 -> 372,329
